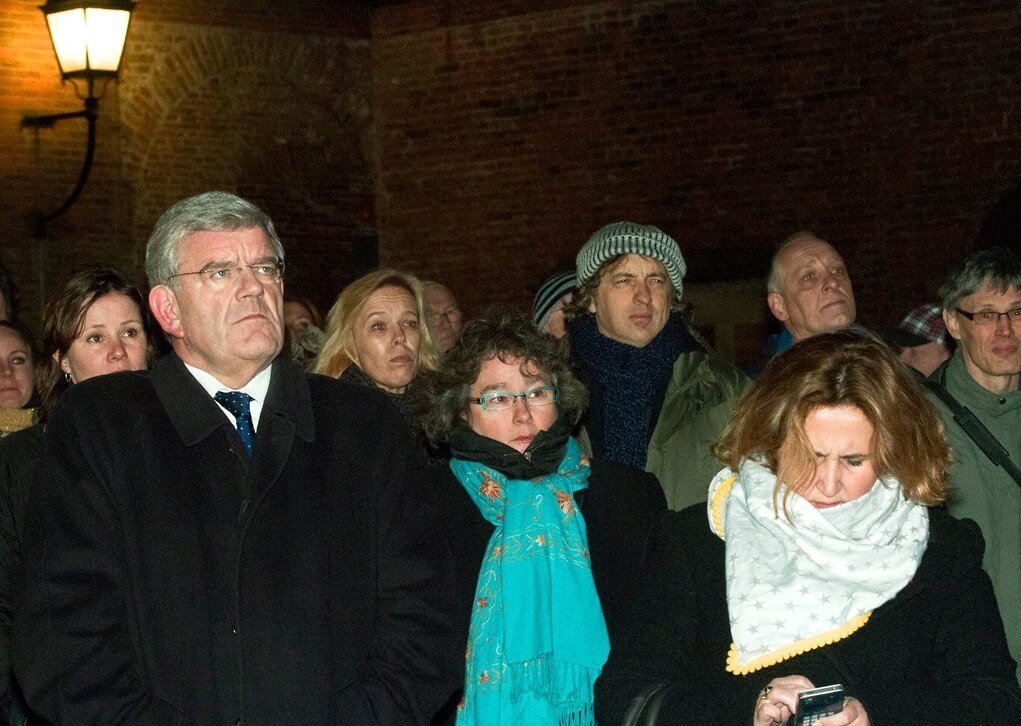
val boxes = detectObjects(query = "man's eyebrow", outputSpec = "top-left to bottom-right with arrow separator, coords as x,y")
196,259 -> 234,272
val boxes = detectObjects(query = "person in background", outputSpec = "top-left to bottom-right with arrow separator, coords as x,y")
0,267 -> 153,726
282,293 -> 324,369
531,269 -> 576,339
928,246 -> 1021,684
314,269 -> 439,430
0,322 -> 37,438
423,281 -> 463,352
282,294 -> 322,337
883,303 -> 952,377
13,192 -> 459,724
566,221 -> 749,510
596,331 -> 1021,725
766,232 -> 857,353
421,310 -> 665,725
0,263 -> 19,323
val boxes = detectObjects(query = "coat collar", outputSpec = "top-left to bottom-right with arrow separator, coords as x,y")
152,354 -> 314,446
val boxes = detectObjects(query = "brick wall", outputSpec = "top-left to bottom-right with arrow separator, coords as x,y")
1,0 -> 375,328
373,0 -> 1021,331
2,0 -> 1019,348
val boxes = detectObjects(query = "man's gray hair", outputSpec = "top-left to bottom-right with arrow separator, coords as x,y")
939,247 -> 1021,311
767,230 -> 820,294
145,191 -> 284,288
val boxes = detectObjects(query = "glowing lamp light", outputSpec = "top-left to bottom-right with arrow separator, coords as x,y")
22,0 -> 137,237
42,0 -> 135,79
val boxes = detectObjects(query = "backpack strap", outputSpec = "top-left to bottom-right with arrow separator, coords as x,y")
921,377 -> 1021,489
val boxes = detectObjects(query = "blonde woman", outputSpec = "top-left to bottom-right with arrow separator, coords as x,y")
314,269 -> 439,427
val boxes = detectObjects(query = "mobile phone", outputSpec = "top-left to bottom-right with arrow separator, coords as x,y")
786,683 -> 844,725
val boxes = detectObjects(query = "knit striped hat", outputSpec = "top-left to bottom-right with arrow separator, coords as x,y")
531,270 -> 577,330
576,222 -> 686,297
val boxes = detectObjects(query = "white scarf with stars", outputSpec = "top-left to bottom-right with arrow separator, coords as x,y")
708,459 -> 928,672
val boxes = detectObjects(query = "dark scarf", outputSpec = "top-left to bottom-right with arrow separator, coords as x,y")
568,312 -> 697,469
448,412 -> 573,480
338,364 -> 420,430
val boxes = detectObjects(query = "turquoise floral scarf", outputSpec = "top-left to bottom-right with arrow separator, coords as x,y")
450,438 -> 609,726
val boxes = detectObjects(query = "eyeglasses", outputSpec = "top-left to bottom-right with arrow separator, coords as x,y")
469,385 -> 558,412
168,260 -> 285,287
955,306 -> 1021,326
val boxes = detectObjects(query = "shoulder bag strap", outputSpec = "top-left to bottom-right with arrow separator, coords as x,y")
920,377 -> 1021,489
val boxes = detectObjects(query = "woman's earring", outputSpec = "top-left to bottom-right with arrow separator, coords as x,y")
64,372 -> 72,384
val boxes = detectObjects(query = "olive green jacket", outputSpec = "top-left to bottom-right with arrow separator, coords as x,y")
646,349 -> 750,511
928,351 -> 1021,685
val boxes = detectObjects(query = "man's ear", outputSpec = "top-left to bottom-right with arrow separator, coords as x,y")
767,292 -> 788,323
149,285 -> 185,340
943,307 -> 962,342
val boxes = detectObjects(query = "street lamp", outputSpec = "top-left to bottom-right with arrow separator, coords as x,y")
21,0 -> 137,236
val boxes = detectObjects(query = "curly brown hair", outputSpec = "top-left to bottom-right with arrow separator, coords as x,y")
714,329 -> 950,514
419,308 -> 588,445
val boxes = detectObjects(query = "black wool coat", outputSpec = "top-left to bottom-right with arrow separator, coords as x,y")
595,504 -> 1021,725
13,354 -> 461,725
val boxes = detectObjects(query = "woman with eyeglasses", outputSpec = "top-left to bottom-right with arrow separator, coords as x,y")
421,309 -> 665,726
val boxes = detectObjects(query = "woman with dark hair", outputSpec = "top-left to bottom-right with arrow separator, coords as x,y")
421,309 -> 665,726
0,268 -> 153,725
595,330 -> 1021,725
282,293 -> 324,369
0,321 -> 38,438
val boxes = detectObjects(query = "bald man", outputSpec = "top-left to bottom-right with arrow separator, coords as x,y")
767,232 -> 856,345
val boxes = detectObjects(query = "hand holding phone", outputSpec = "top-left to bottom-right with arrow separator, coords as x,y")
787,683 -> 844,725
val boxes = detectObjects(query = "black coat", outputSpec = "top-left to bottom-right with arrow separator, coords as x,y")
595,505 -> 1021,725
0,424 -> 44,722
13,355 -> 461,725
432,457 -> 666,724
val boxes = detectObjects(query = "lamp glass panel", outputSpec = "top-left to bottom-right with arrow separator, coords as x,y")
84,8 -> 131,71
45,9 -> 88,74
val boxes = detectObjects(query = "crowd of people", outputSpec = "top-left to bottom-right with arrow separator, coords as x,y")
0,190 -> 1018,725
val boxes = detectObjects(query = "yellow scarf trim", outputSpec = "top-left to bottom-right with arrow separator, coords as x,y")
709,473 -> 736,540
725,612 -> 871,675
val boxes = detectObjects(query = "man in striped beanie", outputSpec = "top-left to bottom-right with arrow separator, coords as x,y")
566,221 -> 749,510
531,270 -> 577,339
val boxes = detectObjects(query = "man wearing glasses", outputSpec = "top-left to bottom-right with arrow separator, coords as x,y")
14,192 -> 459,723
930,246 -> 1021,685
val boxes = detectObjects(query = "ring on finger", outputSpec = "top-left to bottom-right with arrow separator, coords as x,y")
760,685 -> 774,702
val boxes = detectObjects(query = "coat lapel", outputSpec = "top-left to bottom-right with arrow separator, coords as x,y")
250,359 -> 315,502
152,354 -> 232,446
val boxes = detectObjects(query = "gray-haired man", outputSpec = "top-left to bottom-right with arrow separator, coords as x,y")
14,192 -> 459,723
928,246 -> 1021,684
